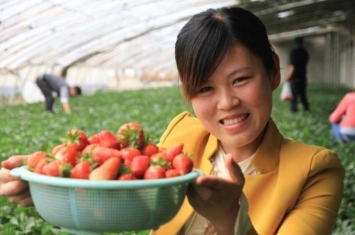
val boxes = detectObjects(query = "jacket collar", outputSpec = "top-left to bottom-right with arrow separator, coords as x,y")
250,119 -> 282,174
198,134 -> 218,175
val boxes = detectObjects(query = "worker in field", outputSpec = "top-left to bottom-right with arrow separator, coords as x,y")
35,73 -> 82,114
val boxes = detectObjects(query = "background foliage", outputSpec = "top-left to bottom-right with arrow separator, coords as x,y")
0,84 -> 354,234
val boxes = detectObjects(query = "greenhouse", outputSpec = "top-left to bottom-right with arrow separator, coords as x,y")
1,0 -> 355,104
1,1 -> 355,235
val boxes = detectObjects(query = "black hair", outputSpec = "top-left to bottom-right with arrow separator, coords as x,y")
175,7 -> 275,100
73,86 -> 82,96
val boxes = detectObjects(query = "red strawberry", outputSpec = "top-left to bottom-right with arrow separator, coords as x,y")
71,161 -> 93,179
163,143 -> 184,162
89,157 -> 121,180
42,160 -> 72,177
130,155 -> 150,178
120,147 -> 141,166
165,169 -> 181,178
34,158 -> 50,175
82,144 -> 98,155
54,145 -> 81,167
117,122 -> 145,148
97,130 -> 120,150
26,151 -> 47,171
150,152 -> 170,169
172,153 -> 194,175
88,135 -> 101,145
118,173 -> 136,180
84,145 -> 122,166
141,143 -> 159,157
144,165 -> 166,179
63,129 -> 89,151
51,144 -> 65,156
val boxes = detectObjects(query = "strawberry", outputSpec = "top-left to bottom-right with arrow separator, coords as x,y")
120,147 -> 141,166
172,153 -> 194,175
51,144 -> 65,156
150,152 -> 170,169
117,122 -> 145,148
53,145 -> 81,167
141,143 -> 159,157
163,143 -> 184,162
97,130 -> 121,150
34,158 -> 50,175
84,145 -> 122,166
89,157 -> 121,180
71,161 -> 93,179
130,155 -> 150,178
165,169 -> 181,178
88,135 -> 101,145
118,173 -> 136,180
42,160 -> 72,177
63,129 -> 89,151
144,165 -> 166,179
26,151 -> 48,171
82,144 -> 98,155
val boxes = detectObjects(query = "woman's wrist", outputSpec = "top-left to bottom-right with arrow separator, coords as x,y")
212,202 -> 241,235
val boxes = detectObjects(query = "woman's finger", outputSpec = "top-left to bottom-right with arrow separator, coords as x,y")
225,153 -> 245,186
0,179 -> 28,197
1,155 -> 27,169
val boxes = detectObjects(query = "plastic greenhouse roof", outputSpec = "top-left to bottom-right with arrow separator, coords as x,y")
0,0 -> 236,72
1,0 -> 354,73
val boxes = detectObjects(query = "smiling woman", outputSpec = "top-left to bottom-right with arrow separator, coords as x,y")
150,6 -> 344,235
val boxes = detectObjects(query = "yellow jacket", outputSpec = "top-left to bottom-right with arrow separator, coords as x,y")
151,112 -> 344,235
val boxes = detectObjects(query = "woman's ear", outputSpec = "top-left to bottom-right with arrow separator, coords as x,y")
271,52 -> 281,91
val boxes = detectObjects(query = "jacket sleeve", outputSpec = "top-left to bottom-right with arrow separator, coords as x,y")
277,149 -> 344,235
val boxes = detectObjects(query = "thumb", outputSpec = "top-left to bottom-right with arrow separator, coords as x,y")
225,154 -> 245,185
1,155 -> 27,170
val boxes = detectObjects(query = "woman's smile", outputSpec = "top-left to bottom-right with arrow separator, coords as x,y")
220,113 -> 249,126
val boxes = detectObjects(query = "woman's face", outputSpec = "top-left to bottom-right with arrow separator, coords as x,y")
191,45 -> 280,159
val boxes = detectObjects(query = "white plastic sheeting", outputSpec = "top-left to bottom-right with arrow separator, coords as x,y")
0,0 -> 236,71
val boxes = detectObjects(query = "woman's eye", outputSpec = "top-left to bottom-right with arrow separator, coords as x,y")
233,77 -> 248,84
199,86 -> 213,93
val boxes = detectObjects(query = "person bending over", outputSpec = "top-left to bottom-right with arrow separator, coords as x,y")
35,73 -> 81,114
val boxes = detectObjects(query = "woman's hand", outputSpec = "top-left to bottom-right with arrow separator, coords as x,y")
0,155 -> 33,207
187,153 -> 245,234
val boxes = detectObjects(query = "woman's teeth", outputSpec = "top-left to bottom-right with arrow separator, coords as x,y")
221,114 -> 248,125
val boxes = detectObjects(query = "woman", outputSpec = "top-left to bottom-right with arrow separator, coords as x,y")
150,7 -> 344,235
0,6 -> 345,235
329,91 -> 355,142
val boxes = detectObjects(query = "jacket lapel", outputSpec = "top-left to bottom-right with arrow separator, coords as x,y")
250,119 -> 282,174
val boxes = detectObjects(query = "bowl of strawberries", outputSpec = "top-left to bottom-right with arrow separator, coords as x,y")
10,122 -> 202,235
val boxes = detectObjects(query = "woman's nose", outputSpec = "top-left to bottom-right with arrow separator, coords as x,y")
217,89 -> 239,110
